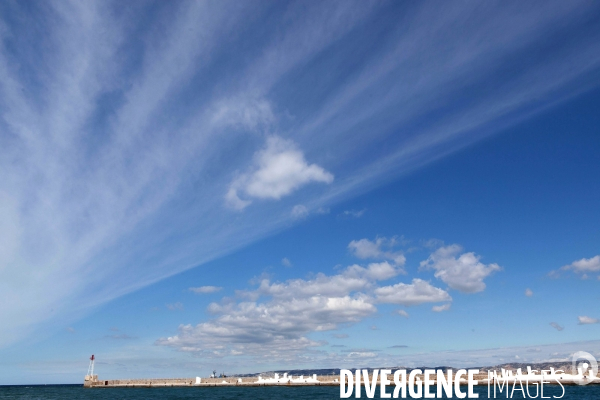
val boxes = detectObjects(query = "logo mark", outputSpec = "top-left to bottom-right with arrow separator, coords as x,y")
571,351 -> 598,385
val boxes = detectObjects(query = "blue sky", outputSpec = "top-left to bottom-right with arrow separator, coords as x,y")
0,0 -> 599,385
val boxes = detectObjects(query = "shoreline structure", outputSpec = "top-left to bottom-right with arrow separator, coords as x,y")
83,366 -> 599,388
84,372 -> 340,388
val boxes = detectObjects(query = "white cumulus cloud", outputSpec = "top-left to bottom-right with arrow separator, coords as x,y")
291,204 -> 309,219
348,237 -> 406,266
345,261 -> 402,281
420,244 -> 501,293
561,255 -> 600,276
374,279 -> 452,306
154,238 -> 504,361
157,292 -> 375,356
157,256 -> 448,357
340,209 -> 366,218
189,286 -> 222,294
432,303 -> 451,312
226,137 -> 334,210
281,257 -> 292,267
578,316 -> 600,325
166,302 -> 184,311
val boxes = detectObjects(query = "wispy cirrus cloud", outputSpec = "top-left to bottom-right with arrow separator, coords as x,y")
1,0 -> 600,349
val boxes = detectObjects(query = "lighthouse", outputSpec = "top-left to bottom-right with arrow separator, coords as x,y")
84,355 -> 98,387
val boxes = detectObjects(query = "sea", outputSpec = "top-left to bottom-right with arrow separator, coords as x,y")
0,384 -> 599,399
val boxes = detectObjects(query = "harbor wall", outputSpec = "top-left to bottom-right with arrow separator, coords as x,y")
84,375 -> 340,388
84,371 -> 600,388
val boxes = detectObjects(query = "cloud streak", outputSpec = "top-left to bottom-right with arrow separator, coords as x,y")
1,0 -> 599,348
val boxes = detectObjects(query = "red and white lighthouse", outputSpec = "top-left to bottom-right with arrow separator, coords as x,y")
87,354 -> 95,377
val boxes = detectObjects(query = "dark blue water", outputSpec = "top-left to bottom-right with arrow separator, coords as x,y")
0,384 -> 598,399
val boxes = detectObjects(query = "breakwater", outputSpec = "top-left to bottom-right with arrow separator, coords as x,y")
83,368 -> 600,388
84,373 -> 340,388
